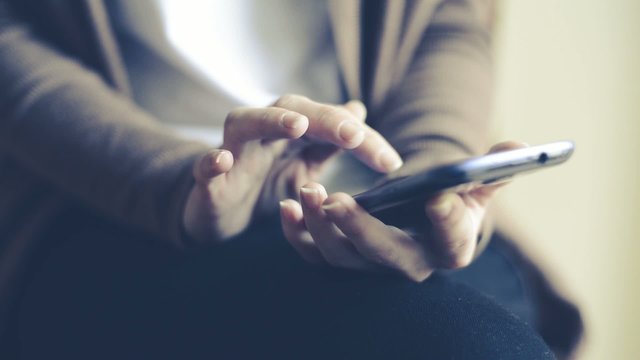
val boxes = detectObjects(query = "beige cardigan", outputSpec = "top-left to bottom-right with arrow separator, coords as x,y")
0,0 -> 581,357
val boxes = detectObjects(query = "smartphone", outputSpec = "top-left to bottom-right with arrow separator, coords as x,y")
353,141 -> 575,215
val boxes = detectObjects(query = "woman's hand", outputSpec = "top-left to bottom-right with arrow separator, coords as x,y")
279,141 -> 527,281
182,95 -> 403,245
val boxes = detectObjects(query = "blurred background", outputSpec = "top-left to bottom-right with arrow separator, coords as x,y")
492,0 -> 640,358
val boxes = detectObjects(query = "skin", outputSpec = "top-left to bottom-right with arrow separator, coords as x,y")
182,95 -> 403,245
281,141 -> 526,282
182,94 -> 523,281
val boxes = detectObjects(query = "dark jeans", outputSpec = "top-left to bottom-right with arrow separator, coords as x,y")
12,212 -> 553,359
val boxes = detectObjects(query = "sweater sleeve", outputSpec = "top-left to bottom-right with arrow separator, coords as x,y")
375,0 -> 495,177
0,4 -> 209,247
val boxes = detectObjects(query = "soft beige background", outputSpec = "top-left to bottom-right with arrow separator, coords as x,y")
493,0 -> 640,358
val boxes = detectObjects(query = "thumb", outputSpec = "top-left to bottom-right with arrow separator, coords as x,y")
425,192 -> 477,269
193,149 -> 234,185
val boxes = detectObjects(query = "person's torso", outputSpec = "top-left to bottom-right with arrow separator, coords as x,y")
108,0 -> 378,193
109,0 -> 342,144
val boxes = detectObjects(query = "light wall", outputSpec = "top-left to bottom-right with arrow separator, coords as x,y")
492,1 -> 640,359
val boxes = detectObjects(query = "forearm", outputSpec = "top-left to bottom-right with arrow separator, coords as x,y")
0,8 -> 208,246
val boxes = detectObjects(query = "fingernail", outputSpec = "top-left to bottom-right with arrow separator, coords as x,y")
279,200 -> 288,209
321,201 -> 342,212
322,199 -> 348,218
282,113 -> 306,129
378,150 -> 403,171
429,193 -> 455,218
214,151 -> 230,164
337,121 -> 364,144
300,186 -> 324,208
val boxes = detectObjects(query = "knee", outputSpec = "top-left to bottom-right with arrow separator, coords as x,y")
292,272 -> 554,359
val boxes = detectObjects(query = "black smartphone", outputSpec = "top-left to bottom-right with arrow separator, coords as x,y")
353,141 -> 575,216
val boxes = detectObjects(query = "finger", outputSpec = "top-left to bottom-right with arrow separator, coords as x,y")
292,99 -> 367,171
322,193 -> 433,282
193,149 -> 234,186
273,95 -> 400,175
349,127 -> 404,173
424,192 -> 478,269
470,141 -> 531,202
222,107 -> 309,149
300,122 -> 404,173
342,99 -> 367,120
279,199 -> 324,264
299,183 -> 371,269
342,99 -> 403,173
273,94 -> 365,149
302,98 -> 402,173
488,140 -> 529,154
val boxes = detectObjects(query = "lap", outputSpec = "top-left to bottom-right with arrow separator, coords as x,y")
15,212 -> 552,359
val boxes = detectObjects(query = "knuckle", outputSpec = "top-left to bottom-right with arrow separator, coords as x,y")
260,109 -> 274,125
317,106 -> 343,124
224,108 -> 242,126
364,126 -> 381,139
274,94 -> 302,108
224,109 -> 242,135
345,101 -> 367,120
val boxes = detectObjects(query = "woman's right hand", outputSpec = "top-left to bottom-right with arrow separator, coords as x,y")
181,95 -> 403,246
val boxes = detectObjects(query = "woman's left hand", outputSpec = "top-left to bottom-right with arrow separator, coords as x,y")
279,141 -> 526,281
